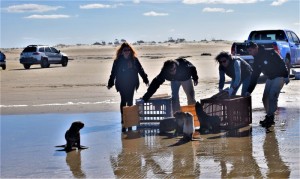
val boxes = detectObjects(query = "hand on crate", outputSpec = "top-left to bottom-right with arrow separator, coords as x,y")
224,87 -> 234,96
138,98 -> 145,103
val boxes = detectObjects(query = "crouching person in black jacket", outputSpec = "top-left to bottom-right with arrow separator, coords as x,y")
246,42 -> 289,128
142,57 -> 199,113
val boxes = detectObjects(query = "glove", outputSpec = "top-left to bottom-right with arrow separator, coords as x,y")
144,78 -> 149,86
284,77 -> 290,85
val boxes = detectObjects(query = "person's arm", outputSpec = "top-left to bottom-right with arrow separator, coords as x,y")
219,68 -> 225,91
107,60 -> 117,89
188,62 -> 199,82
274,51 -> 289,78
135,58 -> 149,85
232,60 -> 241,89
247,62 -> 261,94
142,72 -> 165,102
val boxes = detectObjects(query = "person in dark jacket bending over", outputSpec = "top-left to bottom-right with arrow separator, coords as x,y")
107,42 -> 149,132
246,42 -> 289,128
142,57 -> 198,113
215,51 -> 252,96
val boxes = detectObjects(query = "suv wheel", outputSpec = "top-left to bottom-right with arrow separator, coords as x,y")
24,64 -> 31,69
41,58 -> 49,68
61,56 -> 68,67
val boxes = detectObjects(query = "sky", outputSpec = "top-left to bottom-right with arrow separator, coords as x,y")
1,0 -> 299,48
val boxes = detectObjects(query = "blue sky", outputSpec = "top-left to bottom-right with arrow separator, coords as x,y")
1,0 -> 299,48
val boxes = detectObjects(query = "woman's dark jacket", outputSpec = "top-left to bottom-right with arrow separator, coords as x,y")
247,45 -> 289,93
142,58 -> 198,101
108,56 -> 149,92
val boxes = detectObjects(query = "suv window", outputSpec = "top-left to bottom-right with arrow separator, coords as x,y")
45,47 -> 52,53
249,30 -> 286,41
50,47 -> 59,53
39,47 -> 45,52
23,47 -> 37,52
291,32 -> 300,44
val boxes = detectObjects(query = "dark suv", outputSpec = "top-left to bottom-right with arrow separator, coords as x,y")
19,45 -> 68,69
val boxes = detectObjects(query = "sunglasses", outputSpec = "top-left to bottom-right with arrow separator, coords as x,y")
123,49 -> 131,52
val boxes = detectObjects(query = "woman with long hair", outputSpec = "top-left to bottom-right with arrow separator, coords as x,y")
107,42 -> 149,132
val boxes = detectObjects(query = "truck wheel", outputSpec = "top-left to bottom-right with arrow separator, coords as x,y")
61,57 -> 68,67
1,65 -> 6,70
41,58 -> 49,68
285,56 -> 291,76
24,64 -> 31,69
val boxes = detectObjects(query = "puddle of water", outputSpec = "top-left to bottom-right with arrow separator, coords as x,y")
1,110 -> 299,178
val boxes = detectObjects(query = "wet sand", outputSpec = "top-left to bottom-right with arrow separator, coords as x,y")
1,42 -> 300,178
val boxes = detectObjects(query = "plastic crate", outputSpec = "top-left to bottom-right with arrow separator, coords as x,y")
136,96 -> 172,125
201,96 -> 252,130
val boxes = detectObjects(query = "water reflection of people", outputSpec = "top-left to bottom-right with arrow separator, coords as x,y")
110,132 -> 143,178
207,128 -> 263,178
66,150 -> 86,178
263,131 -> 290,178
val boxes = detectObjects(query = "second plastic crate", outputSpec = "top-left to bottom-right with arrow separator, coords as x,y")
201,96 -> 252,130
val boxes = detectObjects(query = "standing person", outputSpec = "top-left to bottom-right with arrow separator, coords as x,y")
107,42 -> 149,132
142,57 -> 198,113
215,51 -> 252,96
246,42 -> 289,128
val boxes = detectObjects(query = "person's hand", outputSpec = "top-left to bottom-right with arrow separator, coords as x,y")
245,92 -> 251,96
228,87 -> 234,96
284,77 -> 290,85
194,80 -> 198,86
107,86 -> 112,90
224,87 -> 234,96
138,98 -> 146,103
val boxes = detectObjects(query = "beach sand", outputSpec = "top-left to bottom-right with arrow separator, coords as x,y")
1,42 -> 299,178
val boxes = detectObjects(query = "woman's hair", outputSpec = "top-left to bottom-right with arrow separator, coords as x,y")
115,42 -> 137,60
162,59 -> 179,71
215,51 -> 232,63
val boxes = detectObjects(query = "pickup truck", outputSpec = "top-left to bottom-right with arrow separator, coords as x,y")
231,29 -> 300,74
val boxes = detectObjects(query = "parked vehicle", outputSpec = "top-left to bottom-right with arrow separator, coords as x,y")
19,45 -> 68,69
231,29 -> 300,74
0,51 -> 6,70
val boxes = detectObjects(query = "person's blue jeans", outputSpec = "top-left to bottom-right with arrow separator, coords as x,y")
262,77 -> 284,116
171,79 -> 196,113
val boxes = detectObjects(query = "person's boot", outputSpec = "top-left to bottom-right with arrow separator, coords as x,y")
259,115 -> 268,125
261,115 -> 275,128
